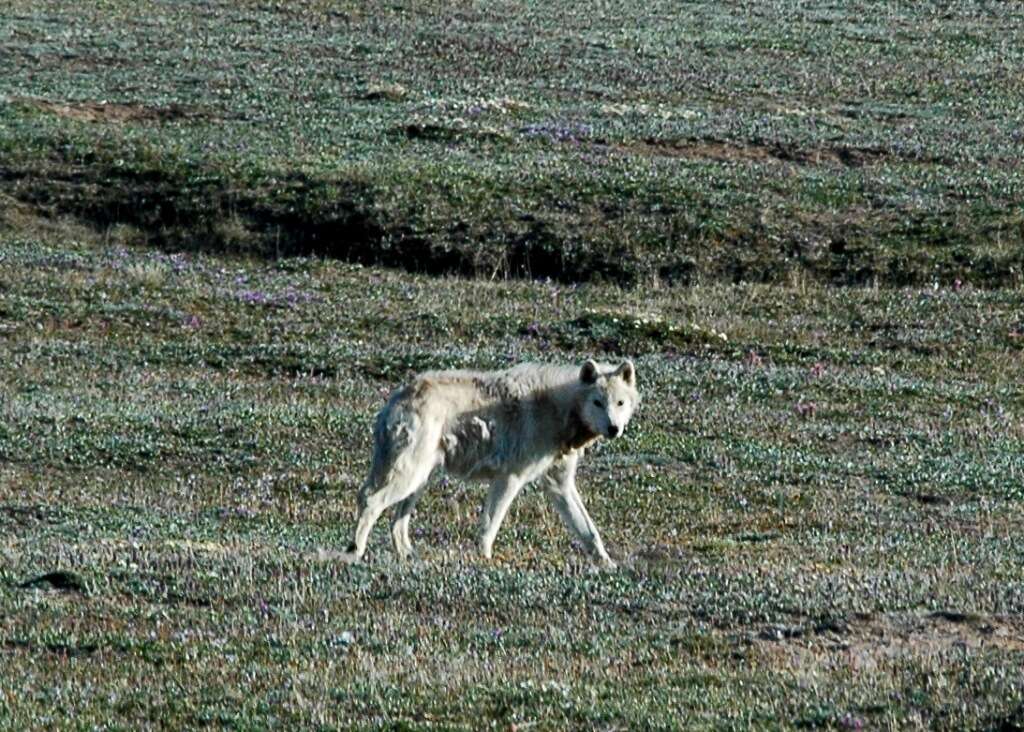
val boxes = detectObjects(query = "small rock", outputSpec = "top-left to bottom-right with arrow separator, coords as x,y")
331,631 -> 355,648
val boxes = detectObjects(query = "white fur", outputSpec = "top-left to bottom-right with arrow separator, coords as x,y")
341,359 -> 640,567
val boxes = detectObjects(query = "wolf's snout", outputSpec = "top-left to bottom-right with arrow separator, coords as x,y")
607,425 -> 620,438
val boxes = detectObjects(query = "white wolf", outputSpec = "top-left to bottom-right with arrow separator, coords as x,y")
341,359 -> 639,567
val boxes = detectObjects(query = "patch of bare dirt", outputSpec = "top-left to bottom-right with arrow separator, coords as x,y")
755,611 -> 1024,660
615,138 -> 888,167
8,96 -> 214,124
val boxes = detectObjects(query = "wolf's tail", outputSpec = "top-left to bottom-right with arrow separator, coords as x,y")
358,386 -> 417,512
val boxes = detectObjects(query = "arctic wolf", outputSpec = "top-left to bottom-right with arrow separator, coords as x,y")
341,359 -> 639,567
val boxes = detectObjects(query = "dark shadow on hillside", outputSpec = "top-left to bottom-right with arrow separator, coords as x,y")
2,146 -> 1022,289
1,159 -> 641,285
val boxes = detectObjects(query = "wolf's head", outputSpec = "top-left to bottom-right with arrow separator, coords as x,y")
578,359 -> 639,439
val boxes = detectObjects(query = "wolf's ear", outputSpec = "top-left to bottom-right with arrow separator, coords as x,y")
580,359 -> 600,384
617,360 -> 636,387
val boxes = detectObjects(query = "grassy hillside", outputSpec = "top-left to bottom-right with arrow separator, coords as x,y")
2,0 -> 1023,286
1,223 -> 1023,728
1,1 -> 1023,729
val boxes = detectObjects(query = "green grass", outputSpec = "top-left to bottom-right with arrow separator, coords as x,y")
2,0 -> 1024,728
1,229 -> 1023,729
1,0 -> 1023,285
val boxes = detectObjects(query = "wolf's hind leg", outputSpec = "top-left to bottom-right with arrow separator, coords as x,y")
343,421 -> 441,563
390,487 -> 427,560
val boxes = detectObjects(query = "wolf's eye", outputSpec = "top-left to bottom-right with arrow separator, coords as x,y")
593,399 -> 603,408
617,400 -> 624,407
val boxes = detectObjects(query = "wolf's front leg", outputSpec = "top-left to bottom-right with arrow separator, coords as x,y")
478,476 -> 524,560
543,454 -> 615,568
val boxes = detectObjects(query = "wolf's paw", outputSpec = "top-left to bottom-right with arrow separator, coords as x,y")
339,551 -> 362,565
312,547 -> 362,564
597,556 -> 618,571
334,543 -> 362,565
396,548 -> 420,563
